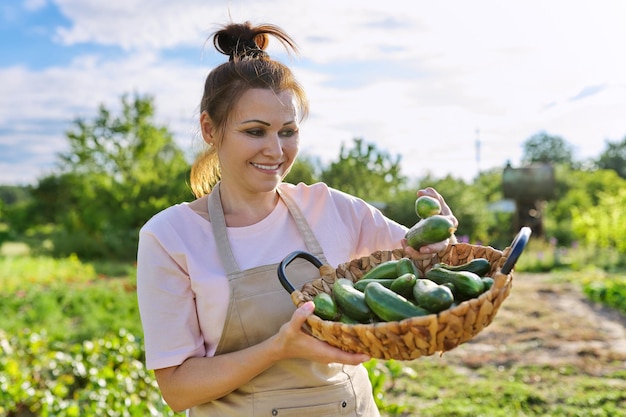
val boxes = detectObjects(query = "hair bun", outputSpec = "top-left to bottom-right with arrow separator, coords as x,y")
214,21 -> 269,61
212,21 -> 298,62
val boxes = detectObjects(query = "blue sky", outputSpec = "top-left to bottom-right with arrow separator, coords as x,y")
1,0 -> 626,186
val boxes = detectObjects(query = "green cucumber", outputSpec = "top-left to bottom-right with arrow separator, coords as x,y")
333,278 -> 375,323
412,279 -> 454,313
396,257 -> 420,277
339,313 -> 360,324
364,282 -> 430,322
481,276 -> 495,291
313,292 -> 339,321
436,258 -> 491,276
354,278 -> 395,292
425,266 -> 485,298
389,273 -> 417,299
360,260 -> 400,280
415,195 -> 441,219
405,215 -> 456,250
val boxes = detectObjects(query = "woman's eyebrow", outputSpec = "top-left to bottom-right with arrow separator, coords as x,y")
240,119 -> 296,126
241,119 -> 270,126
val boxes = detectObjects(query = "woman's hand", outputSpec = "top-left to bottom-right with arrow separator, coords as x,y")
271,301 -> 370,365
402,187 -> 458,260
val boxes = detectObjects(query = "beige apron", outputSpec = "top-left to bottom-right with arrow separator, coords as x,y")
190,183 -> 379,416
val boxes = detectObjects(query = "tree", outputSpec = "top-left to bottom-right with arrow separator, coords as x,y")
543,167 -> 625,246
596,136 -> 626,179
320,138 -> 406,203
521,131 -> 574,166
39,94 -> 192,260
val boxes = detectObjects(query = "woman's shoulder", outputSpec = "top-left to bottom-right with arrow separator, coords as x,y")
140,202 -> 196,234
279,182 -> 370,218
280,181 -> 356,202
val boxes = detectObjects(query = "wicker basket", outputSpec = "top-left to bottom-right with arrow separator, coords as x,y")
288,243 -> 515,360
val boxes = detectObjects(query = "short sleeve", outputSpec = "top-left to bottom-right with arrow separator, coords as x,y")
136,228 -> 206,370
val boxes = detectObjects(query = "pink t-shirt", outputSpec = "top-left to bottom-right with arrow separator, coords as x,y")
136,182 -> 407,370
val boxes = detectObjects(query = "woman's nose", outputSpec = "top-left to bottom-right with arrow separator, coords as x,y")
263,133 -> 283,156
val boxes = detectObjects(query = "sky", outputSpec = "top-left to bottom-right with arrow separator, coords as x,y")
1,0 -> 625,186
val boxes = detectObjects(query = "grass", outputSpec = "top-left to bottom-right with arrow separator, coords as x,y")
0,254 -> 141,344
371,359 -> 626,416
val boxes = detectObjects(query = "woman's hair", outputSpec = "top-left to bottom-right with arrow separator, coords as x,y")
190,21 -> 309,197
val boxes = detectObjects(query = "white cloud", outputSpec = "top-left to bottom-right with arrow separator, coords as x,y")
1,0 -> 625,185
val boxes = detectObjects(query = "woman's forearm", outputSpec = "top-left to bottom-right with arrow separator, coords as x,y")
155,336 -> 281,412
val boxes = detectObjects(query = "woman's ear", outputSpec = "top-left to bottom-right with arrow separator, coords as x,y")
200,111 -> 214,145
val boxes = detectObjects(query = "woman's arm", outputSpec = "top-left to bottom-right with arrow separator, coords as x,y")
154,301 -> 370,412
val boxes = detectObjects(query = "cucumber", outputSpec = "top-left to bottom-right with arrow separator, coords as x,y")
313,292 -> 339,321
389,273 -> 417,299
396,257 -> 420,277
481,276 -> 495,291
354,278 -> 395,292
364,282 -> 430,322
339,313 -> 360,324
415,195 -> 441,219
425,266 -> 485,298
436,258 -> 491,276
333,278 -> 375,323
360,260 -> 400,280
412,279 -> 454,313
405,215 -> 456,250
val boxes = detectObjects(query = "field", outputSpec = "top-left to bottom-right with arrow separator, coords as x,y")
370,271 -> 626,416
1,244 -> 625,416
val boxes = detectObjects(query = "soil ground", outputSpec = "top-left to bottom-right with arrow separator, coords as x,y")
434,273 -> 626,374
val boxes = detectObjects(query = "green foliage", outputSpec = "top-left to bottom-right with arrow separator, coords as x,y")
584,276 -> 626,316
0,255 -> 142,344
522,131 -> 575,166
0,254 -> 180,415
321,138 -> 406,203
542,167 -> 624,246
0,328 -> 178,416
284,153 -> 321,185
596,135 -> 626,179
572,188 -> 626,254
29,94 -> 193,260
363,359 -> 412,415
381,188 -> 421,228
373,358 -> 626,417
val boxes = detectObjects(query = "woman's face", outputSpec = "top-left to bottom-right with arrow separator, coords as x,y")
213,88 -> 300,195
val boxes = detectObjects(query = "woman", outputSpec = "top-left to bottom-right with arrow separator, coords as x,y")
136,21 -> 457,416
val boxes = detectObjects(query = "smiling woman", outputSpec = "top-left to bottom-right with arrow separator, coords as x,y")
135,20 -> 457,416
204,88 -> 301,214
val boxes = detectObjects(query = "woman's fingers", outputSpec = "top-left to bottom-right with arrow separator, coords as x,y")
417,187 -> 458,227
282,301 -> 370,364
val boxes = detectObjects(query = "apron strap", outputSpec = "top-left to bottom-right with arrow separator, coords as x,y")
276,185 -> 326,260
207,182 -> 240,274
208,182 -> 328,274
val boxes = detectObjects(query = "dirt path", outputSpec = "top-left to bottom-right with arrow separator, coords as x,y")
435,273 -> 626,374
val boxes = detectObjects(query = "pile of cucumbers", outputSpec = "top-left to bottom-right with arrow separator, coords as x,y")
312,196 -> 494,324
313,256 -> 495,324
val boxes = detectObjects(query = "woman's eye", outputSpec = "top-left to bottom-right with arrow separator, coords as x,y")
246,129 -> 264,137
280,129 -> 296,138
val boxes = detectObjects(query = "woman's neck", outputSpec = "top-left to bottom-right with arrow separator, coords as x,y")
219,184 -> 280,227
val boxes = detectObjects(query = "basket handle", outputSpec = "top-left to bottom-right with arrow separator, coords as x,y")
500,227 -> 532,275
277,250 -> 324,294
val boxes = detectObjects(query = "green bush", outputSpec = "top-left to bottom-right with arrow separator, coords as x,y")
0,328 -> 179,416
583,276 -> 626,316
